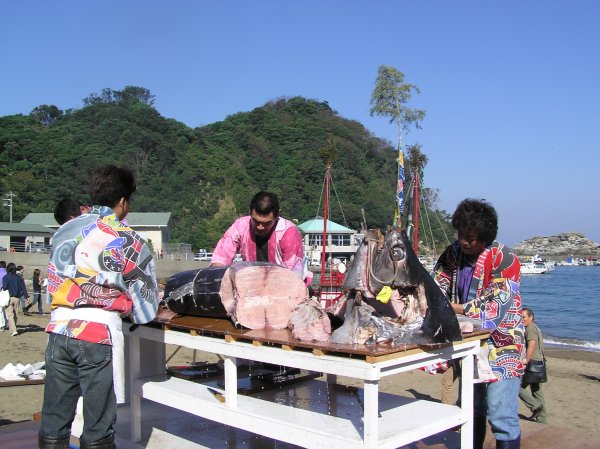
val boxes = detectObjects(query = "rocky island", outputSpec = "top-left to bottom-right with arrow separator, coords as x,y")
513,232 -> 600,257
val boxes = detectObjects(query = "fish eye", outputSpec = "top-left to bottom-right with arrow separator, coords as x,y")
391,247 -> 405,261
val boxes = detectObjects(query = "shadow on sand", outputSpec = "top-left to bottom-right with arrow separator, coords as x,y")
15,324 -> 46,335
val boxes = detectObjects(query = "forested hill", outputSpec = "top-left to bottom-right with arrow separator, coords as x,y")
0,89 -> 403,249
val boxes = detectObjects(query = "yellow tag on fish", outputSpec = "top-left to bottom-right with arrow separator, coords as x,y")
376,286 -> 392,304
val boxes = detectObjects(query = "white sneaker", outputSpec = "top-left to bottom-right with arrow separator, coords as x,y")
11,331 -> 18,336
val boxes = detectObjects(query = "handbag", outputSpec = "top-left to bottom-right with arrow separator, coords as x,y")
0,289 -> 9,307
523,359 -> 547,383
523,323 -> 547,383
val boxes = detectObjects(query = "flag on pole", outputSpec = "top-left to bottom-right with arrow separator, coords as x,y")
393,144 -> 405,227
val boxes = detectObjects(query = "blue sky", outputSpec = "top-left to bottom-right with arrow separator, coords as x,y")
2,1 -> 599,246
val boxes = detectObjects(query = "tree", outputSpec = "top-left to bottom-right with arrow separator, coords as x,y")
30,105 -> 62,127
369,65 -> 426,134
370,65 -> 425,224
114,86 -> 155,106
82,88 -> 115,106
318,135 -> 340,166
406,142 -> 428,183
82,86 -> 155,107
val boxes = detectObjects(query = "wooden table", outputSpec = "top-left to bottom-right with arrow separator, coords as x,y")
125,316 -> 488,449
0,378 -> 44,387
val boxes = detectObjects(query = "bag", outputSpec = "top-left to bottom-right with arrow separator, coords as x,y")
523,359 -> 547,384
0,289 -> 9,307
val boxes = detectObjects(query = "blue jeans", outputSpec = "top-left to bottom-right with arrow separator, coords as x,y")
40,333 -> 116,443
28,292 -> 44,314
20,295 -> 27,311
474,376 -> 521,442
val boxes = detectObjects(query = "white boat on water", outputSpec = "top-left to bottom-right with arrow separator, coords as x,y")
520,261 -> 548,274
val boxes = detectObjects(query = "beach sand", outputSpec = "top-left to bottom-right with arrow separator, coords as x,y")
2,313 -> 600,448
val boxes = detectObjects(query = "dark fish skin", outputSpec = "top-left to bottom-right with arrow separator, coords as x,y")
396,230 -> 462,343
342,229 -> 375,291
341,228 -> 462,344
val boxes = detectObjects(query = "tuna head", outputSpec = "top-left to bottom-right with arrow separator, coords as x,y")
343,228 -> 380,293
341,227 -> 463,344
369,228 -> 422,293
343,228 -> 421,296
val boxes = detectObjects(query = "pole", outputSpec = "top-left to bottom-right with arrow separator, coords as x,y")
3,192 -> 14,223
413,172 -> 419,254
320,164 -> 330,281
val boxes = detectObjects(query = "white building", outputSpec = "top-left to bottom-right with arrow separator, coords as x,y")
297,216 -> 362,265
21,212 -> 172,254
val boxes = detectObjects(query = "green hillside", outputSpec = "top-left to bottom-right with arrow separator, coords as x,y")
0,87 -> 451,252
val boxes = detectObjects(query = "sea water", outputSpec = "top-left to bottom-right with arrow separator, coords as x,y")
520,265 -> 600,351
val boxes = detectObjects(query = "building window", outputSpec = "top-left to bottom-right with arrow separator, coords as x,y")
332,234 -> 350,246
308,234 -> 322,246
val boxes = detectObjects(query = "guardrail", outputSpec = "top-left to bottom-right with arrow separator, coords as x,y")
0,242 -> 52,253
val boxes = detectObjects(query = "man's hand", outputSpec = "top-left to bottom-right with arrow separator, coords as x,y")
452,303 -> 465,315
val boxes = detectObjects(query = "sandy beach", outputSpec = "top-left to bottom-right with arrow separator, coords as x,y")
2,312 -> 600,448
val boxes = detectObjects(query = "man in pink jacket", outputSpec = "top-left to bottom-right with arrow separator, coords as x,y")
211,191 -> 311,285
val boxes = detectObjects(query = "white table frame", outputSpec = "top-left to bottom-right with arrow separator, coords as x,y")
125,324 -> 483,449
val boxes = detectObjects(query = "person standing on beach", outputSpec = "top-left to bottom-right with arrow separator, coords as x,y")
433,198 -> 525,449
24,268 -> 44,315
0,261 -> 7,330
2,262 -> 28,336
519,307 -> 548,423
16,265 -> 28,314
39,165 -> 159,449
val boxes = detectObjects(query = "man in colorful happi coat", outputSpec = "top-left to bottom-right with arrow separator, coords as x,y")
433,198 -> 525,449
39,165 -> 159,449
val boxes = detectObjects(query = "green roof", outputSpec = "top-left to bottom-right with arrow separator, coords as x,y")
21,213 -> 56,226
0,222 -> 55,236
22,212 -> 172,227
298,217 -> 355,234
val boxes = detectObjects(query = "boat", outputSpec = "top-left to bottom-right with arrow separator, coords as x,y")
520,262 -> 547,274
560,256 -> 584,266
521,254 -> 553,274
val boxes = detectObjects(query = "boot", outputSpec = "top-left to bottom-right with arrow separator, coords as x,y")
473,415 -> 487,449
496,434 -> 521,449
79,433 -> 116,449
38,433 -> 70,449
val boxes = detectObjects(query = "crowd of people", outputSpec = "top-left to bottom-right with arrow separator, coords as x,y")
0,261 -> 44,336
0,162 -> 552,449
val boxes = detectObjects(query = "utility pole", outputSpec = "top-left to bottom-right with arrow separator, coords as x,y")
3,192 -> 15,223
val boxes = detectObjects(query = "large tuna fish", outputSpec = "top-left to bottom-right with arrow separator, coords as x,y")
330,228 -> 462,345
163,262 -> 307,330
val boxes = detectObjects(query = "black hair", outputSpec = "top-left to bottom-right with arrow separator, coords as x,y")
452,198 -> 498,246
6,262 -> 16,273
522,307 -> 535,320
0,261 -> 6,268
89,165 -> 136,208
250,191 -> 280,216
33,268 -> 41,277
54,198 -> 85,225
